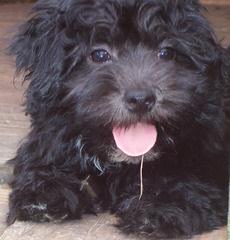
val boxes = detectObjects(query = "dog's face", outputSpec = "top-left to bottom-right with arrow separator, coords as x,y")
12,0 -> 227,164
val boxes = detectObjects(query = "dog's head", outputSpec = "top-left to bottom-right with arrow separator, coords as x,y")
11,0 -> 230,164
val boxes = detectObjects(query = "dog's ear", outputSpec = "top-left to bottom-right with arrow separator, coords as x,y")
9,2 -> 65,117
9,1 -> 63,72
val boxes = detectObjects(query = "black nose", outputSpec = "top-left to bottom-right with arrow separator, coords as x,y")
124,89 -> 156,113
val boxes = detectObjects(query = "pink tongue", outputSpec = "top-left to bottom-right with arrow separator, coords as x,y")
112,123 -> 157,157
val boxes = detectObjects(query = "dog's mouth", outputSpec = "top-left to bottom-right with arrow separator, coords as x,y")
112,122 -> 158,157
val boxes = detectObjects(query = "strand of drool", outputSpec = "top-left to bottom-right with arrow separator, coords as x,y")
139,155 -> 144,200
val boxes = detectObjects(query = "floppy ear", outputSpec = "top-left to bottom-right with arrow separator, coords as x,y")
10,2 -> 64,118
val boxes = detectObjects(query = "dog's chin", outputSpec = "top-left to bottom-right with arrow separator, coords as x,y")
108,147 -> 160,164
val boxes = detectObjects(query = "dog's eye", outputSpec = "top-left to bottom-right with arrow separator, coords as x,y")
91,49 -> 112,63
158,48 -> 175,61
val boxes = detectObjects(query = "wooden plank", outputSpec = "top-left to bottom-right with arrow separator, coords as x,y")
0,4 -> 30,165
0,104 -> 29,163
205,5 -> 230,47
0,185 -> 10,236
202,0 -> 230,5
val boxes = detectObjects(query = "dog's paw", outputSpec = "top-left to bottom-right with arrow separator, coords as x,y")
115,182 -> 227,239
117,205 -> 186,239
116,197 -> 163,238
19,203 -> 69,223
7,188 -> 81,224
8,199 -> 78,224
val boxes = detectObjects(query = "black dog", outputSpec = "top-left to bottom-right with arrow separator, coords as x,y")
7,0 -> 230,239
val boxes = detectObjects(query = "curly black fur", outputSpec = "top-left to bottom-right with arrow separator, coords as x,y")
8,0 -> 230,239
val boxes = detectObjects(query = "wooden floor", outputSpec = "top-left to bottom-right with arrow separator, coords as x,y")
0,3 -> 229,240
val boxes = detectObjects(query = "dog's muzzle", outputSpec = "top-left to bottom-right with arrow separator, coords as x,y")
123,89 -> 156,114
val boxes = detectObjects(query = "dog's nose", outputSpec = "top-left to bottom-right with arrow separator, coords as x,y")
124,89 -> 156,113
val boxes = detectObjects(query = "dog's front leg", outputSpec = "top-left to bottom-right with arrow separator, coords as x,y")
114,177 -> 227,239
7,169 -> 99,224
7,127 -> 98,224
